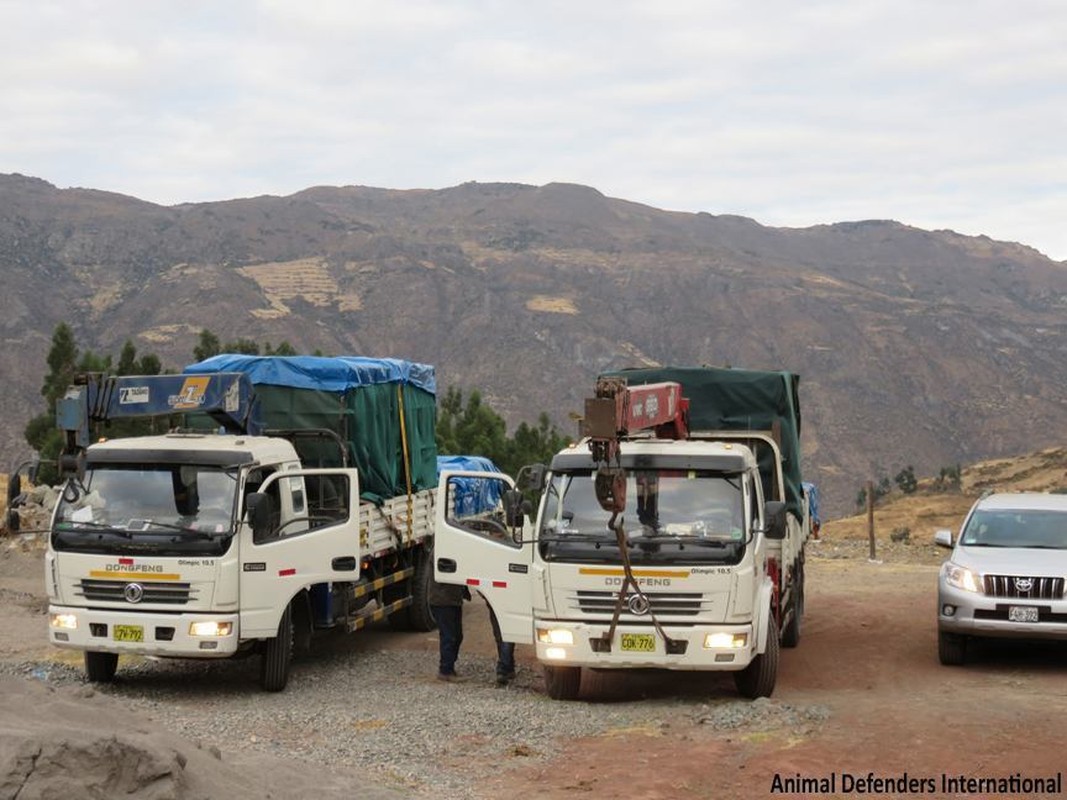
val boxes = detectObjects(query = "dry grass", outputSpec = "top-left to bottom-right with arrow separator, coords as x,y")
526,296 -> 578,314
823,446 -> 1067,546
238,259 -> 341,318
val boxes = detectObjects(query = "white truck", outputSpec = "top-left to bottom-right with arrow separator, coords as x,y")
434,367 -> 811,700
39,356 -> 439,691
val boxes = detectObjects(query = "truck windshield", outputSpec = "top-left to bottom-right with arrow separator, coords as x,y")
52,464 -> 238,557
538,468 -> 747,565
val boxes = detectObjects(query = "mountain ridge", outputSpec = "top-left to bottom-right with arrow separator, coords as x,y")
3,172 -> 1066,516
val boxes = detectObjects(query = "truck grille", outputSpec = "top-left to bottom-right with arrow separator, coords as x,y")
983,574 -> 1065,600
573,590 -> 705,617
77,579 -> 194,605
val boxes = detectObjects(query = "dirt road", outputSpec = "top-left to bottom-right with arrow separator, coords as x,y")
2,538 -> 1064,799
480,548 -> 1067,799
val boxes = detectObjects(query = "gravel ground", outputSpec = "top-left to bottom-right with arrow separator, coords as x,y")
0,635 -> 831,798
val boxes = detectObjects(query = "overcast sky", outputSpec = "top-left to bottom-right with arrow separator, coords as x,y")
3,1 -> 1065,260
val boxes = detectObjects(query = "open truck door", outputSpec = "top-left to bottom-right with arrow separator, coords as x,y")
239,468 -> 362,638
434,470 -> 535,644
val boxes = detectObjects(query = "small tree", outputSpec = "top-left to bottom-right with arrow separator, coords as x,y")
25,326 -> 163,484
436,387 -> 570,476
936,463 -> 962,492
265,341 -> 298,356
894,465 -> 918,494
193,329 -> 221,363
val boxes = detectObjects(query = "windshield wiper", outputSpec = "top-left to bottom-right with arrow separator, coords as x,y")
118,520 -> 229,540
628,534 -> 737,547
55,520 -> 133,538
539,532 -> 629,546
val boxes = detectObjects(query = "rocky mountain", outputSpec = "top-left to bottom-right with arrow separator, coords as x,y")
2,172 -> 1066,516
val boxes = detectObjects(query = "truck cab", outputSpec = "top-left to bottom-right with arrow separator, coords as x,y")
435,437 -> 789,700
47,432 -> 364,687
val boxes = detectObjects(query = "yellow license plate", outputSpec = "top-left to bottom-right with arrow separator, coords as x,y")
113,625 -> 144,642
620,633 -> 656,652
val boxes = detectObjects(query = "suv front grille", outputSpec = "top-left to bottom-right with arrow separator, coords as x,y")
983,574 -> 1065,600
77,579 -> 194,605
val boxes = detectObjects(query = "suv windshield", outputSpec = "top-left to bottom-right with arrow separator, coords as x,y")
960,508 -> 1067,549
539,468 -> 748,565
53,464 -> 238,557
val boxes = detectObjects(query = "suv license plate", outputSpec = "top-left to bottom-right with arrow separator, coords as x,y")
620,633 -> 656,652
1008,606 -> 1039,623
113,625 -> 144,642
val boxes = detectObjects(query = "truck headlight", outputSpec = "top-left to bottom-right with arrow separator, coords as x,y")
50,613 -> 78,630
189,621 -> 233,637
943,562 -> 981,593
704,632 -> 748,649
537,628 -> 574,645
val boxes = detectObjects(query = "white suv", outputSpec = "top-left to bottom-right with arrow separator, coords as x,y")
935,492 -> 1067,665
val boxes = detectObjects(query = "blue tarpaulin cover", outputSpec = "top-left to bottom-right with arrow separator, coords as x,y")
437,455 -> 502,516
185,354 -> 436,395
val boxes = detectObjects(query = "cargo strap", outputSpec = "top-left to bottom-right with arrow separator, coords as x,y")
396,385 -> 414,541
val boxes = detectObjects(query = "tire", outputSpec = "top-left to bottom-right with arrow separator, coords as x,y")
261,604 -> 293,692
780,562 -> 804,648
391,547 -> 437,632
544,665 -> 582,701
291,594 -> 313,660
84,651 -> 118,683
938,630 -> 967,666
734,621 -> 779,699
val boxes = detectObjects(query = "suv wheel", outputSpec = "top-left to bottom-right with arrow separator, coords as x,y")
938,630 -> 967,666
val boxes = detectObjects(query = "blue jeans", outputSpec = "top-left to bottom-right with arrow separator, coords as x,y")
488,607 -> 515,676
433,605 -> 464,675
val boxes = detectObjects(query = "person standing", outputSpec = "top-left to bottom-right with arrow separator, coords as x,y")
429,574 -> 469,681
486,601 -> 516,686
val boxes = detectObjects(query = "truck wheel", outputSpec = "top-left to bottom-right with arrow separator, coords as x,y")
734,623 -> 779,699
938,630 -> 967,666
780,563 -> 804,648
393,547 -> 437,632
544,665 -> 582,701
292,594 -> 313,660
84,651 -> 118,683
261,605 -> 293,692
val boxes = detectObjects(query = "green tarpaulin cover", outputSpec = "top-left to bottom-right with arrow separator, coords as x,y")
186,355 -> 437,504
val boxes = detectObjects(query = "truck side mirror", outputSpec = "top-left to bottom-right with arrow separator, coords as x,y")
763,500 -> 787,540
517,463 -> 547,492
503,488 -> 527,527
245,493 -> 273,543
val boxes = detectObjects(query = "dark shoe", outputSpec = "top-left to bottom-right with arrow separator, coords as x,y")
437,671 -> 467,683
495,671 -> 516,686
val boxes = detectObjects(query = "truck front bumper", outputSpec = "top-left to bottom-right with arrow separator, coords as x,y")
48,605 -> 240,658
533,620 -> 757,670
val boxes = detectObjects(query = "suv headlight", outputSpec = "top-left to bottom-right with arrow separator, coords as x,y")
943,562 -> 982,593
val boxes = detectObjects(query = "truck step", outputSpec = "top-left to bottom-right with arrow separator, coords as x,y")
346,597 -> 412,632
349,566 -> 414,601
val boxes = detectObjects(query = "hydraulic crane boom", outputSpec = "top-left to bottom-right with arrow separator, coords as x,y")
55,372 -> 261,477
582,376 -> 689,462
581,376 -> 689,512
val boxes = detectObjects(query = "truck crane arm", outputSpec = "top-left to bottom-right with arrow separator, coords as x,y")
55,372 -> 260,478
581,377 -> 689,512
579,376 -> 692,654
